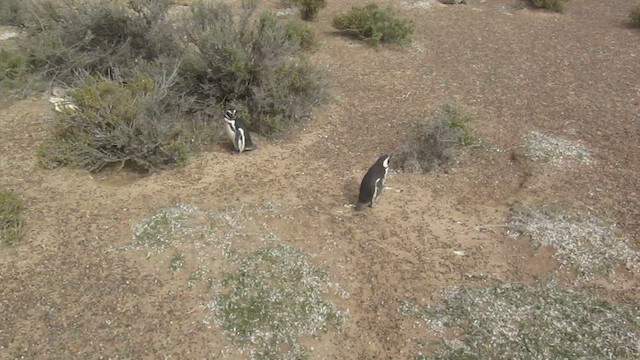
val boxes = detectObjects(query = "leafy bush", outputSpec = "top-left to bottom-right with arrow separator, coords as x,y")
290,0 -> 327,20
37,66 -> 200,172
0,190 -> 23,246
332,3 -> 414,45
631,4 -> 640,27
0,0 -> 27,26
529,0 -> 566,12
394,104 -> 474,173
24,0 -> 179,85
178,1 -> 327,136
285,19 -> 318,51
0,49 -> 31,93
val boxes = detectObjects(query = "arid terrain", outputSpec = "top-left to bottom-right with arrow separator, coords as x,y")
1,0 -> 639,358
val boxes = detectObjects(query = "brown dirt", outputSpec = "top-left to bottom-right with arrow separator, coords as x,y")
1,0 -> 640,358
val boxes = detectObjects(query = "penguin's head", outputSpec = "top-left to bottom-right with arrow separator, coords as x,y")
380,154 -> 391,169
224,109 -> 237,122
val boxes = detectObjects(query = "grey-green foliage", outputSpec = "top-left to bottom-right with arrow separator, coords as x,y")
178,0 -> 328,136
332,3 -> 414,45
402,282 -> 640,359
0,190 -> 23,246
37,66 -> 197,172
394,104 -> 474,173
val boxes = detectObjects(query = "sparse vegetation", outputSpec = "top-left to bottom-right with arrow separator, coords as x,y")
630,4 -> 640,27
508,202 -> 640,278
525,131 -> 591,165
332,3 -> 414,45
0,190 -> 23,246
212,244 -> 346,359
289,0 -> 327,20
401,282 -> 640,359
394,104 -> 474,173
126,203 -> 213,254
125,203 -> 346,358
529,0 -> 566,12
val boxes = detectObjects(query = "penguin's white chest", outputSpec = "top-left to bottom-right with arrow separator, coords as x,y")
224,123 -> 236,142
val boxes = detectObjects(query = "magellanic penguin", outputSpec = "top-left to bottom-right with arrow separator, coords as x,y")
355,154 -> 391,211
223,109 -> 257,154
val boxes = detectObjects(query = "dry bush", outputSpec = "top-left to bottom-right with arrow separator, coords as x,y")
24,0 -> 179,85
332,3 -> 414,45
285,19 -> 318,51
394,104 -> 474,173
37,64 -> 203,172
529,0 -> 566,12
289,0 -> 327,20
177,0 -> 328,136
631,4 -> 640,27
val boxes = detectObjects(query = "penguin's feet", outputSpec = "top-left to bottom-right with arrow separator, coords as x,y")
384,186 -> 402,192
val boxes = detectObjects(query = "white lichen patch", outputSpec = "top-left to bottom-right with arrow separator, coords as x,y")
402,282 -> 640,359
508,203 -> 640,279
209,244 -> 347,359
525,131 -> 592,166
125,203 -> 347,359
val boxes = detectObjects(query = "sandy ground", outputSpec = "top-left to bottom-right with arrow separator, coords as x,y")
1,0 -> 639,358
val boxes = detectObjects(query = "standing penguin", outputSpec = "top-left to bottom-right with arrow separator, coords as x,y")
223,109 -> 257,154
355,154 -> 391,211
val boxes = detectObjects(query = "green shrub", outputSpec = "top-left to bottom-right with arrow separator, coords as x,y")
530,0 -> 566,12
394,104 -> 474,173
332,3 -> 414,45
37,67 -> 198,172
178,1 -> 327,136
24,0 -> 179,85
0,0 -> 27,26
0,190 -> 23,246
631,4 -> 640,27
290,0 -> 327,20
285,19 -> 318,51
0,49 -> 31,92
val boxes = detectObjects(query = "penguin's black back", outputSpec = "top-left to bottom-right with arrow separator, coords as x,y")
356,155 -> 390,209
233,118 -> 256,150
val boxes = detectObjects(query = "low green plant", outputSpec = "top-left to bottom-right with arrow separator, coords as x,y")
0,49 -> 31,94
213,244 -> 346,358
394,104 -> 474,173
332,3 -> 414,45
401,282 -> 640,359
37,66 -> 196,172
290,0 -> 327,20
631,4 -> 640,27
0,190 -> 23,246
285,19 -> 318,51
530,0 -> 566,12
